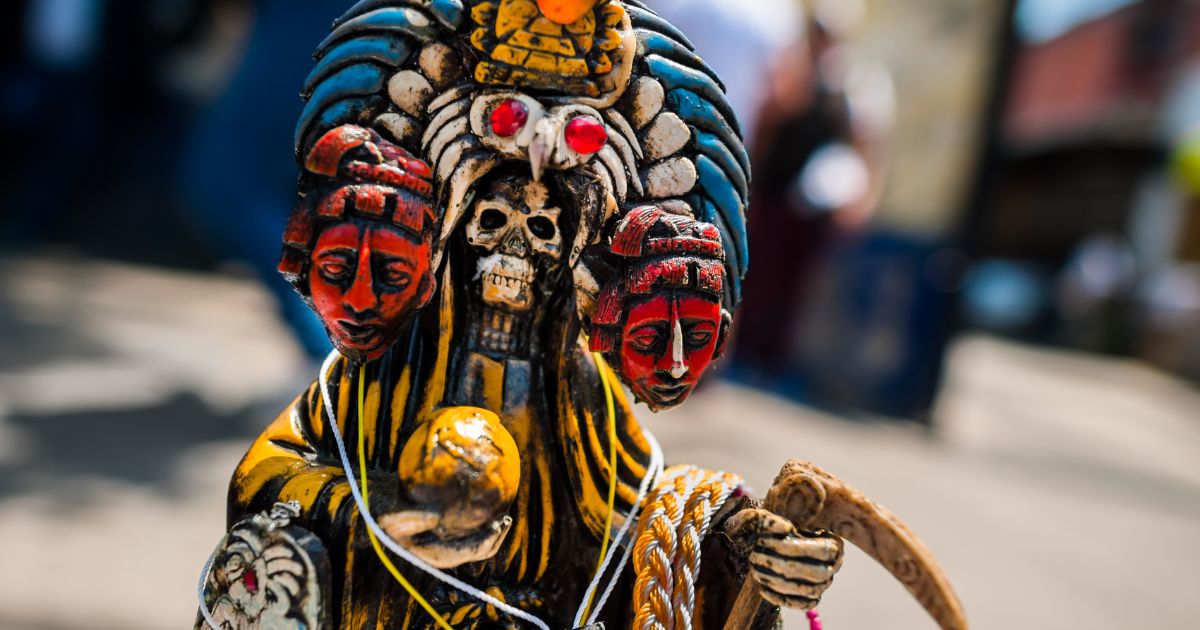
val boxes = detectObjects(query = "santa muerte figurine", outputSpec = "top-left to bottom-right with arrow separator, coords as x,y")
197,2 -> 968,629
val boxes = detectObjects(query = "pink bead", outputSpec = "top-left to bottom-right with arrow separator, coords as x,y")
807,609 -> 823,630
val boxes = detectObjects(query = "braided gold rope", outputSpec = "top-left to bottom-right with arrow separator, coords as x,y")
673,471 -> 740,630
632,466 -> 742,630
633,474 -> 686,630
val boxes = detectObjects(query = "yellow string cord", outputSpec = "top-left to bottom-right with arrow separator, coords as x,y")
582,351 -> 620,621
357,368 -> 454,630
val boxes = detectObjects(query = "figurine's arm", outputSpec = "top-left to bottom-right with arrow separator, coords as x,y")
693,495 -> 784,630
227,382 -> 358,541
232,352 -> 516,568
228,378 -> 418,544
222,381 -> 393,627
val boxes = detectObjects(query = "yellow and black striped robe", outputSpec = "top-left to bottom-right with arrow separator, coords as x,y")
227,274 -> 656,628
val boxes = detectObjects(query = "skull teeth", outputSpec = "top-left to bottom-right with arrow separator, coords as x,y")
485,273 -> 530,289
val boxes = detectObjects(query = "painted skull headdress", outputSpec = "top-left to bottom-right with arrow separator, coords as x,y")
287,0 -> 751,398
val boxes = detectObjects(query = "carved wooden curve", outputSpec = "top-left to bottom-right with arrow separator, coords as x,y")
724,460 -> 969,630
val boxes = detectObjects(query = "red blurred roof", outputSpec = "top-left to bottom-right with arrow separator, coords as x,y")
1006,0 -> 1200,147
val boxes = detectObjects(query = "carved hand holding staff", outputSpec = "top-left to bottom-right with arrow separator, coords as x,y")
197,1 -> 968,628
724,461 -> 968,630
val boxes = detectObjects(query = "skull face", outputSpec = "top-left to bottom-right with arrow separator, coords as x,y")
466,176 -> 564,312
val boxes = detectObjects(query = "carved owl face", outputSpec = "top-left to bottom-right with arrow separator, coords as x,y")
469,93 -> 610,181
422,88 -> 638,261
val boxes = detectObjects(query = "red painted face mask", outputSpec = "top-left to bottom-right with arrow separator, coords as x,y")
309,222 -> 432,362
619,292 -> 723,410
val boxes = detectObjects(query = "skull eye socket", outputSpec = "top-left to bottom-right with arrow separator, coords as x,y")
479,208 -> 508,230
527,216 -> 556,240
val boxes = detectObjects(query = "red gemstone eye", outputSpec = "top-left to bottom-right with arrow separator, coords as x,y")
490,99 -> 529,137
242,568 -> 259,594
564,116 -> 607,155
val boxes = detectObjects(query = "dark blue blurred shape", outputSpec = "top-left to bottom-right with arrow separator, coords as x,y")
182,0 -> 333,358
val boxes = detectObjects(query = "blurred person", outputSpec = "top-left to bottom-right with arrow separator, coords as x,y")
730,0 -> 895,386
180,0 -> 333,359
2,0 -> 251,257
1,0 -> 335,360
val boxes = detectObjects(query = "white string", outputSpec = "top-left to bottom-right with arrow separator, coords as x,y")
196,542 -> 222,629
586,461 -> 696,627
672,471 -> 740,630
318,351 -> 554,630
198,350 -> 671,629
571,430 -> 665,627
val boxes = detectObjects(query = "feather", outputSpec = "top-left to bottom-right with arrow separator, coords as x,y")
434,136 -> 478,185
317,7 -> 440,57
602,119 -> 644,196
333,0 -> 464,31
303,36 -> 412,97
586,160 -> 619,223
295,95 -> 387,157
634,29 -> 725,92
603,109 -> 643,160
623,4 -> 696,51
694,131 -> 748,204
693,196 -> 742,307
644,55 -> 740,137
596,145 -> 629,201
439,149 -> 501,251
665,89 -> 749,178
695,155 -> 747,271
303,64 -> 388,117
426,119 -> 471,169
420,98 -> 470,149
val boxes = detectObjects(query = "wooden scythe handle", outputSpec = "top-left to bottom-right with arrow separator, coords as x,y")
723,461 -> 968,630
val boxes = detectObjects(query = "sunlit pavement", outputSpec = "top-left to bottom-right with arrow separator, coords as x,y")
1,254 -> 1196,630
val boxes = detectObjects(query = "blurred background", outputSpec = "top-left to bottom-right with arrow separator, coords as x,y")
1,0 -> 1198,628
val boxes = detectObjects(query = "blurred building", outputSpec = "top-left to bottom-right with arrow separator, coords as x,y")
973,0 -> 1200,380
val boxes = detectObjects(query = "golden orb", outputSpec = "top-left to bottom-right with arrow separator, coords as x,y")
398,406 -> 520,535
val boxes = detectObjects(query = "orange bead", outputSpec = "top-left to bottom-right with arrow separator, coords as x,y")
536,0 -> 600,25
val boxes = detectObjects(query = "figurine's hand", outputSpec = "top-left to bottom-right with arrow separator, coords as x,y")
385,407 -> 520,569
378,510 -> 513,569
730,508 -> 844,610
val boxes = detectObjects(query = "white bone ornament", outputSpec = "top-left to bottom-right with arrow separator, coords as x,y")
643,156 -> 699,198
374,112 -> 420,146
670,318 -> 687,379
629,76 -> 665,129
387,70 -> 434,117
418,42 -> 462,88
642,112 -> 692,160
